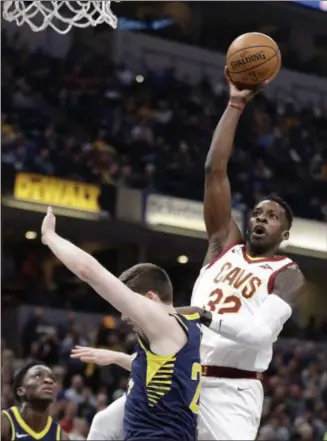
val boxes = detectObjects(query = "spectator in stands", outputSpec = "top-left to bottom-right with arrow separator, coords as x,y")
65,374 -> 86,405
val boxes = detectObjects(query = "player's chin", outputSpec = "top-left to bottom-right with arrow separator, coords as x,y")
249,234 -> 269,249
37,390 -> 56,402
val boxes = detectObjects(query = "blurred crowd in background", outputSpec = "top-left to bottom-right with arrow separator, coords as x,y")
1,309 -> 326,440
2,31 -> 327,221
1,10 -> 327,441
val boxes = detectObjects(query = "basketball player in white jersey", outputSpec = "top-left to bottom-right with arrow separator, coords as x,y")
188,68 -> 305,440
71,70 -> 305,441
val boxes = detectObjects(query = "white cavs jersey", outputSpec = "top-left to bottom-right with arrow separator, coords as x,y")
191,243 -> 294,374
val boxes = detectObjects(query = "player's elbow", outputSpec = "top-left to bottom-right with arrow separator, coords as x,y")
242,324 -> 274,347
205,161 -> 227,176
78,257 -> 99,283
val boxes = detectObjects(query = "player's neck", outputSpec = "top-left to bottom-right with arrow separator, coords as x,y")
245,242 -> 277,258
162,303 -> 175,313
19,402 -> 50,432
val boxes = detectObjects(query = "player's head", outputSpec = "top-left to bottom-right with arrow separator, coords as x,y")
119,263 -> 173,329
13,360 -> 57,406
247,195 -> 293,254
119,263 -> 173,305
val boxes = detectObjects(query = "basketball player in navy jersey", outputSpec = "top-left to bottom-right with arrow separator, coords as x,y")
40,208 -> 204,440
1,361 -> 69,441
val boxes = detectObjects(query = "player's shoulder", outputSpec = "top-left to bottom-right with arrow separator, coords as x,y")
1,411 -> 12,441
174,311 -> 201,326
1,408 -> 12,424
274,261 -> 304,283
1,407 -> 14,423
270,256 -> 301,274
174,313 -> 202,338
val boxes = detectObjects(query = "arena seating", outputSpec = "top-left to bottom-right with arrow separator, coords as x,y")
2,31 -> 327,221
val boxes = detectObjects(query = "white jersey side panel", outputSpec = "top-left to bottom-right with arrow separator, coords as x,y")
192,244 -> 294,373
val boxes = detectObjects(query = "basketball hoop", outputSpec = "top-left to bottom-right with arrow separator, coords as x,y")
2,1 -> 118,34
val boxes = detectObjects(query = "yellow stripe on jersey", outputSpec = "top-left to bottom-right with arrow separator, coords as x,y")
169,313 -> 188,332
11,406 -> 53,440
181,313 -> 200,321
56,424 -> 61,440
145,351 -> 176,386
2,410 -> 15,441
141,349 -> 176,407
245,253 -> 267,261
138,313 -> 192,408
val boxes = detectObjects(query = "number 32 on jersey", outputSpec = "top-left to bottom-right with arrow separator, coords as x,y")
206,288 -> 241,314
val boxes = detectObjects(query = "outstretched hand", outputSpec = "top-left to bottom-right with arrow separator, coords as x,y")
225,66 -> 269,105
41,206 -> 56,245
70,346 -> 119,366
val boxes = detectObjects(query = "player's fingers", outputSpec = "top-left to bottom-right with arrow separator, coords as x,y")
80,356 -> 95,363
255,79 -> 270,94
71,349 -> 92,355
71,354 -> 92,361
70,350 -> 92,358
224,66 -> 231,83
70,352 -> 84,358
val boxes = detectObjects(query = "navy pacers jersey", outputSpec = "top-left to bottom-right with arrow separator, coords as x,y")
2,406 -> 62,441
124,312 -> 202,441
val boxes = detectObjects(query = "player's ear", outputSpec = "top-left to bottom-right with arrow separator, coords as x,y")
282,230 -> 289,241
145,291 -> 158,302
17,386 -> 25,399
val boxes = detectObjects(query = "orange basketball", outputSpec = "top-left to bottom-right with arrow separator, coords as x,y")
226,32 -> 281,89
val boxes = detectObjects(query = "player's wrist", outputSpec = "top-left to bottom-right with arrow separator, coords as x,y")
208,314 -> 223,334
228,100 -> 246,112
41,230 -> 55,245
115,352 -> 132,370
200,309 -> 213,327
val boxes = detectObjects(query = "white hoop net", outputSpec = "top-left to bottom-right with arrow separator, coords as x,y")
2,1 -> 118,34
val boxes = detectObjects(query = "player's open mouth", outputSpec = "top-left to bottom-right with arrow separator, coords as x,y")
253,225 -> 266,236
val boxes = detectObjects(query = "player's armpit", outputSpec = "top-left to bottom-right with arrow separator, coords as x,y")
203,220 -> 243,266
272,265 -> 305,309
209,294 -> 292,347
1,413 -> 11,441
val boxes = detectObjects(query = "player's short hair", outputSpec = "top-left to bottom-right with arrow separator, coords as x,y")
13,360 -> 46,403
259,195 -> 293,228
119,263 -> 173,304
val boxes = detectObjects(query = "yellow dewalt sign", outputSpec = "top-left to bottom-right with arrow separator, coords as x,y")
14,173 -> 100,212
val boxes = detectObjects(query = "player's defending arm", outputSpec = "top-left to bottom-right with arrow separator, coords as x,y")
204,69 -> 268,263
70,346 -> 132,371
41,208 -> 185,350
181,266 -> 305,347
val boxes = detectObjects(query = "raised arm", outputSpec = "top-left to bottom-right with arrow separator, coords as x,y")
71,346 -> 132,371
204,104 -> 243,248
41,208 -> 185,349
204,69 -> 268,263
